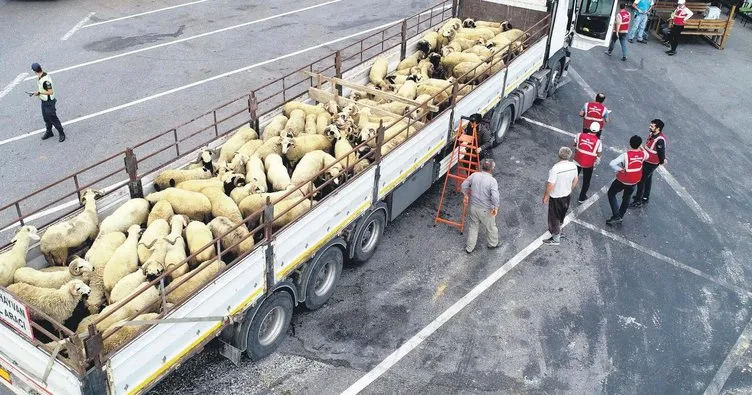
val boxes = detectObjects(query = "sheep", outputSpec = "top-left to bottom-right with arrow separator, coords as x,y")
494,28 -> 524,43
153,167 -> 211,191
109,270 -> 147,304
369,56 -> 389,89
282,101 -> 327,117
262,114 -> 288,140
185,221 -> 216,267
244,154 -> 268,194
227,153 -> 248,176
96,285 -> 160,333
137,219 -> 169,265
417,31 -> 441,53
238,188 -> 304,222
455,27 -> 496,41
40,189 -> 102,266
304,113 -> 318,135
284,109 -> 306,136
396,75 -> 419,100
440,52 -> 483,74
0,226 -> 40,287
290,150 -> 343,194
145,188 -> 212,222
332,129 -> 358,168
103,225 -> 142,293
264,153 -> 291,192
217,125 -> 258,164
176,178 -> 223,193
141,238 -> 169,280
280,134 -> 332,167
324,100 -> 339,115
147,200 -> 174,226
315,113 -> 330,135
208,216 -> 254,258
465,44 -> 493,59
377,102 -> 410,116
453,61 -> 489,83
441,18 -> 463,34
163,215 -> 189,278
270,198 -> 315,231
98,198 -> 150,237
397,50 -> 425,71
166,259 -> 224,305
235,139 -> 265,158
14,257 -> 93,289
253,136 -> 283,160
102,312 -> 160,356
229,184 -> 259,206
200,187 -> 244,225
441,40 -> 463,56
8,279 -> 91,324
416,84 -> 452,106
84,232 -> 126,314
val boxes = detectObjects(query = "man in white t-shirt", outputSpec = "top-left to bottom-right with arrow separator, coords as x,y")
542,147 -> 579,246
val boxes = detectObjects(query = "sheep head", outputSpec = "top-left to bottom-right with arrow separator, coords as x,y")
463,18 -> 476,28
324,124 -> 342,140
127,224 -> 143,238
324,100 -> 339,115
67,279 -> 91,297
441,46 -> 456,57
248,178 -> 267,194
501,21 -> 513,32
281,128 -> 296,139
69,256 -> 94,276
170,214 -> 189,230
280,136 -> 295,154
142,260 -> 164,280
80,189 -> 104,205
13,225 -> 40,243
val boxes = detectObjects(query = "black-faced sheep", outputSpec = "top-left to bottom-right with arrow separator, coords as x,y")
208,217 -> 254,258
103,225 -> 142,293
185,221 -> 216,267
0,226 -> 40,287
8,279 -> 91,324
137,218 -> 169,265
147,200 -> 174,227
153,167 -> 211,191
84,232 -> 126,314
263,114 -> 288,140
280,134 -> 333,167
217,125 -> 258,165
145,188 -> 212,222
98,198 -> 150,236
264,153 -> 291,192
40,189 -> 102,266
14,256 -> 93,289
417,31 -> 441,54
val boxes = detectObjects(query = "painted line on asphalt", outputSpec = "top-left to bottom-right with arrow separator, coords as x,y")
573,218 -> 750,297
704,317 -> 752,395
568,66 -> 596,97
521,116 -> 576,138
0,17 -> 404,148
23,0 -> 343,81
61,12 -> 96,40
83,0 -> 210,28
656,166 -> 713,224
340,186 -> 608,395
0,73 -> 29,100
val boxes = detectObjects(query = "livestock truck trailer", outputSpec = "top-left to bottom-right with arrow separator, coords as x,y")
0,0 -> 621,394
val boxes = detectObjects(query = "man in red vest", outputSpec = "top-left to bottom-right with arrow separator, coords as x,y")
631,119 -> 666,207
573,122 -> 603,203
606,135 -> 649,225
666,0 -> 693,55
578,93 -> 609,136
605,3 -> 631,61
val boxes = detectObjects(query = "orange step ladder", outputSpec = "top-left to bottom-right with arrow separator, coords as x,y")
434,118 -> 481,233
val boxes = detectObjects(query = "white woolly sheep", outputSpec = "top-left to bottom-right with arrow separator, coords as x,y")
217,125 -> 258,164
175,178 -> 223,193
227,153 -> 248,176
453,61 -> 489,83
270,198 -> 315,231
263,115 -> 288,140
416,84 -> 451,105
0,226 -> 40,287
238,188 -> 304,222
235,139 -> 265,159
84,232 -> 126,314
253,136 -> 283,160
284,109 -> 306,136
208,216 -> 254,258
229,184 -> 259,206
137,218 -> 169,265
455,27 -> 496,41
8,279 -> 90,324
282,101 -> 327,117
109,270 -> 147,304
263,153 -> 290,192
465,44 -> 493,59
40,189 -> 102,266
324,100 -> 339,115
13,256 -> 93,289
396,75 -> 419,100
440,51 -> 483,73
103,225 -> 142,293
98,198 -> 150,237
304,113 -> 318,135
369,56 -> 389,89
153,167 -> 211,191
245,154 -> 268,193
185,221 -> 216,267
96,285 -> 160,333
140,238 -> 169,279
315,113 -> 330,135
290,150 -> 343,194
397,50 -> 426,72
166,259 -> 224,305
441,18 -> 463,33
280,134 -> 332,167
147,200 -> 174,226
102,312 -> 160,355
163,215 -> 189,278
200,186 -> 244,225
145,188 -> 212,222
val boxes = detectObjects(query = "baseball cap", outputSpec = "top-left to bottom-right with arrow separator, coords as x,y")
589,123 -> 601,132
31,63 -> 42,72
677,0 -> 686,4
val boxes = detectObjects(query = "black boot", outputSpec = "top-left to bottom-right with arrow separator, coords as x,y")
58,130 -> 66,142
41,130 -> 54,140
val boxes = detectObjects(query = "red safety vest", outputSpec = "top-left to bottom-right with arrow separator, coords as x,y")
582,102 -> 607,131
642,132 -> 666,165
673,7 -> 690,25
573,133 -> 601,168
616,150 -> 647,185
616,9 -> 631,33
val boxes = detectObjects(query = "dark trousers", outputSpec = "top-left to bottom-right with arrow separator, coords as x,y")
547,195 -> 570,237
634,162 -> 658,201
670,25 -> 684,51
41,99 -> 64,134
608,32 -> 628,58
607,179 -> 635,219
577,166 -> 593,201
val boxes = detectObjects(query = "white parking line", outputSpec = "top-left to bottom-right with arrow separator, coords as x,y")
82,0 -> 210,28
340,186 -> 608,395
22,0 -> 343,82
655,167 -> 713,224
61,12 -> 96,40
0,18 -> 403,148
0,73 -> 29,100
704,317 -> 752,395
521,116 -> 576,138
568,67 -> 596,97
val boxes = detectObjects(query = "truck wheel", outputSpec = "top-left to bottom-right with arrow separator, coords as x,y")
547,62 -> 563,98
245,291 -> 293,360
304,246 -> 343,310
493,105 -> 513,146
351,209 -> 386,264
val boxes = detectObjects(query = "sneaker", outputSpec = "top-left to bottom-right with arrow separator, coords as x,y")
578,196 -> 588,204
628,39 -> 634,43
41,131 -> 54,140
629,201 -> 642,208
542,237 -> 560,246
621,57 -> 627,61
666,51 -> 676,56
604,51 -> 612,56
641,198 -> 649,204
637,39 -> 648,44
487,243 -> 501,249
606,216 -> 623,226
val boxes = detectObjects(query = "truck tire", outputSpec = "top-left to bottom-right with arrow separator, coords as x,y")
245,291 -> 293,360
304,246 -> 343,310
493,105 -> 513,146
350,209 -> 386,264
547,61 -> 563,98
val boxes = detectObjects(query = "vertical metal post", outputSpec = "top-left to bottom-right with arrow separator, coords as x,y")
334,51 -> 343,97
372,122 -> 385,204
248,92 -> 260,132
282,78 -> 287,103
15,203 -> 24,226
400,20 -> 408,60
213,110 -> 219,137
172,129 -> 180,157
85,325 -> 104,369
263,197 -> 275,294
452,0 -> 460,18
124,148 -> 143,198
73,174 -> 82,202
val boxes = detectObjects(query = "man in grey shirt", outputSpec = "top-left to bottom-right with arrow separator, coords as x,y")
461,159 -> 501,253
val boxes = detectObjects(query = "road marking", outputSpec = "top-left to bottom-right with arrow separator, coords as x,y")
23,0 -> 343,81
704,317 -> 752,395
340,187 -> 607,395
521,116 -> 576,138
568,67 -> 596,97
0,73 -> 29,100
572,219 -> 750,297
656,166 -> 713,224
61,12 -> 96,40
0,17 -> 405,148
83,0 -> 210,28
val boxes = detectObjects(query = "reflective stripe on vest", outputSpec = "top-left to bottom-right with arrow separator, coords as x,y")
583,102 -> 606,130
616,150 -> 646,185
618,9 -> 631,33
573,133 -> 600,168
642,132 -> 666,165
673,8 -> 689,25
37,74 -> 55,101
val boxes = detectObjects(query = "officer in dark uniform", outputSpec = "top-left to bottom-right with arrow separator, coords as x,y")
31,63 -> 65,142
464,113 -> 494,160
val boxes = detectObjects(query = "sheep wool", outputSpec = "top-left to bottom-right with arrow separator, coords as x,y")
369,56 -> 389,88
271,198 -> 315,231
261,154 -> 289,192
98,198 -> 150,237
455,27 -> 496,41
40,189 -> 101,266
0,226 -> 40,287
453,61 -> 489,83
102,312 -> 160,355
235,139 -> 265,159
103,225 -> 141,292
397,50 -> 425,72
7,279 -> 91,324
147,200 -> 174,226
315,113 -> 330,135
96,285 -> 160,333
153,167 -> 211,191
290,150 -> 343,194
14,257 -> 93,289
252,136 -> 283,160
217,125 -> 258,164
141,238 -> 169,279
284,109 -> 306,136
334,135 -> 358,170
200,187 -> 244,225
396,78 -> 418,100
238,188 -> 304,222
109,270 -> 147,304
145,188 -> 212,222
304,113 -> 318,135
282,101 -> 327,117
164,215 -> 189,278
84,232 -> 126,314
262,114 -> 288,140
244,154 -> 268,194
185,221 -> 216,267
137,219 -> 169,265
175,178 -> 223,193
166,259 -> 224,304
208,216 -> 255,257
